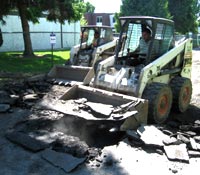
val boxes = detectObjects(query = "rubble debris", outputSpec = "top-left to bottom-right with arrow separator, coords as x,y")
177,134 -> 190,144
41,149 -> 86,173
189,138 -> 200,150
163,137 -> 181,146
137,125 -> 170,147
87,147 -> 101,160
185,131 -> 196,136
194,136 -> 200,143
195,120 -> 200,125
74,98 -> 87,104
83,101 -> 113,118
162,129 -> 174,136
179,125 -> 192,131
126,123 -> 200,162
5,131 -> 49,152
188,150 -> 200,158
179,123 -> 200,134
52,135 -> 89,158
25,74 -> 46,82
22,94 -> 39,102
1,77 -> 200,168
164,144 -> 189,162
191,125 -> 200,133
112,100 -> 140,113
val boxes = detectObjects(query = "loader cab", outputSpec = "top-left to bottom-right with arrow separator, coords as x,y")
80,26 -> 114,49
115,16 -> 174,67
74,25 -> 114,66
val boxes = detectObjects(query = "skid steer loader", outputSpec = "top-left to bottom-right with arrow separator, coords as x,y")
40,16 -> 192,131
90,16 -> 193,124
48,25 -> 117,85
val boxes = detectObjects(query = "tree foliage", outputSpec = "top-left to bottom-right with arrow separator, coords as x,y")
80,1 -> 95,26
85,2 -> 95,13
168,0 -> 199,34
115,0 -> 170,32
120,0 -> 170,18
115,0 -> 199,34
0,0 -> 87,56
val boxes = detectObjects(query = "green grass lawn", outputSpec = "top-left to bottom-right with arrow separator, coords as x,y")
0,50 -> 70,75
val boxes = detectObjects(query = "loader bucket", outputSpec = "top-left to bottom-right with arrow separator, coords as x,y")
37,85 -> 148,131
48,65 -> 94,85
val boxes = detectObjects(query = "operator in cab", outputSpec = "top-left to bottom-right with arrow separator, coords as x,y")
128,28 -> 152,66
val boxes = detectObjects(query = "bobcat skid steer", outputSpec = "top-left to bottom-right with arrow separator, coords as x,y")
40,16 -> 192,131
48,25 -> 117,86
91,16 -> 193,124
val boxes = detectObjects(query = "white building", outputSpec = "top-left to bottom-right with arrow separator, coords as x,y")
0,15 -> 80,52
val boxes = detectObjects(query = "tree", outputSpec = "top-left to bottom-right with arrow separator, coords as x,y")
116,0 -> 199,34
114,12 -> 122,33
85,1 -> 95,13
120,0 -> 170,18
115,0 -> 170,32
80,1 -> 95,26
168,0 -> 199,34
0,0 -> 86,57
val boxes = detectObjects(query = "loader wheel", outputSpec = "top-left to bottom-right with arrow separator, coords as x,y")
170,77 -> 192,113
142,83 -> 172,124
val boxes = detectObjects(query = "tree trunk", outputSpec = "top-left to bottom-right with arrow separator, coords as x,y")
17,2 -> 34,57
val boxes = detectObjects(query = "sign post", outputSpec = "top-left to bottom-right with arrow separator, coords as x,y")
50,32 -> 56,67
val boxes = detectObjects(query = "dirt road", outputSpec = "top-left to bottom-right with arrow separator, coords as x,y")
0,50 -> 200,175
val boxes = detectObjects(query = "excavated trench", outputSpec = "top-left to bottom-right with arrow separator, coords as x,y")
0,79 -> 126,151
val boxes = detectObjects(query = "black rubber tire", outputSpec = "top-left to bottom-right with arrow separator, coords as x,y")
170,76 -> 192,113
142,83 -> 172,124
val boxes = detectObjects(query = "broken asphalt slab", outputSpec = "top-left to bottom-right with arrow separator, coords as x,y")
5,131 -> 50,152
164,144 -> 189,162
137,125 -> 170,147
41,149 -> 86,173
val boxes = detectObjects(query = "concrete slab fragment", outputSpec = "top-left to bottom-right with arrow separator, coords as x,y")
23,94 -> 39,102
41,149 -> 86,173
164,144 -> 189,162
188,150 -> 200,158
6,131 -> 49,152
84,101 -> 113,117
190,138 -> 200,150
137,125 -> 170,147
163,137 -> 180,146
177,134 -> 190,144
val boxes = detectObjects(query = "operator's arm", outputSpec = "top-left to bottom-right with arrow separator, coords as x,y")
128,46 -> 140,58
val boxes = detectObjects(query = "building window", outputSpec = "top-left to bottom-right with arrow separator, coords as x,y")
96,16 -> 102,23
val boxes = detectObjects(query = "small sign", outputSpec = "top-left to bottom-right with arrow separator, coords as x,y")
50,32 -> 56,45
